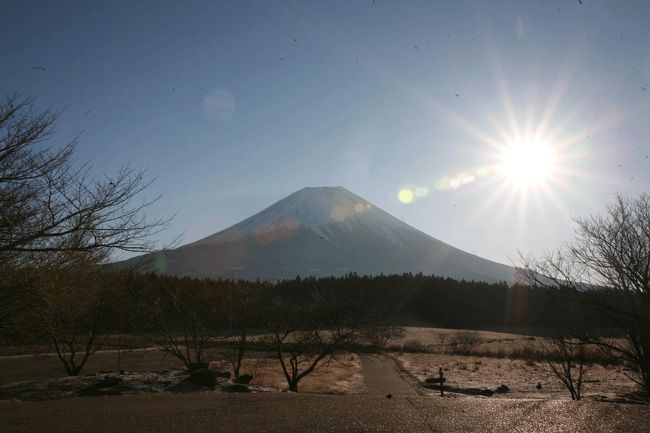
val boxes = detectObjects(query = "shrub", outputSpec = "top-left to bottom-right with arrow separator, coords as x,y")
402,339 -> 428,353
187,369 -> 217,390
362,324 -> 406,352
449,331 -> 483,355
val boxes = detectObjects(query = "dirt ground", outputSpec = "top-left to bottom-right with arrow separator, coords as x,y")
0,327 -> 644,402
232,354 -> 364,394
396,326 -> 562,355
0,349 -> 361,388
394,353 -> 640,401
0,348 -> 185,384
0,350 -> 363,401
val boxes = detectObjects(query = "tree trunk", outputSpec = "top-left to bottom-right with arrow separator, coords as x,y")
234,359 -> 241,379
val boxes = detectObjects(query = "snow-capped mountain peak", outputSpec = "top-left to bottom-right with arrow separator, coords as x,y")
124,186 -> 515,283
189,186 -> 418,246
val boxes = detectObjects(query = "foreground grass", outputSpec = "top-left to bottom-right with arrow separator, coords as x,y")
0,327 -> 641,402
394,352 -> 641,401
0,350 -> 364,401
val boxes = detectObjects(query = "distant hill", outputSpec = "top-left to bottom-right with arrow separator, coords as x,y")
119,186 -> 516,283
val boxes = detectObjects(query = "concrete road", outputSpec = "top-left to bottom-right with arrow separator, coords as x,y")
1,393 -> 649,433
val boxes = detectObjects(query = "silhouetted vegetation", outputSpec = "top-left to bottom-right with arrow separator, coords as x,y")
135,277 -> 220,369
3,266 -> 642,382
220,286 -> 260,379
0,94 -> 168,374
265,289 -> 366,392
3,271 -> 637,343
448,331 -> 483,356
520,193 -> 650,396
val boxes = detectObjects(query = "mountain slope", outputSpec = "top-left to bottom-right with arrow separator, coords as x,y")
123,186 -> 515,283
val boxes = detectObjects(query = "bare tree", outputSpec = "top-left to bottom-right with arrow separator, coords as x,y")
538,329 -> 590,400
141,279 -> 217,369
0,266 -> 36,342
220,286 -> 258,378
29,265 -> 114,376
265,289 -> 365,392
448,330 -> 483,355
518,193 -> 650,395
0,95 -> 169,344
361,322 -> 405,352
0,95 -> 168,267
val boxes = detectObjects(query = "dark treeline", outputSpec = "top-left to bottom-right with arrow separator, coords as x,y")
263,272 -> 618,332
4,270 -> 625,351
95,271 -> 620,334
0,268 -> 639,391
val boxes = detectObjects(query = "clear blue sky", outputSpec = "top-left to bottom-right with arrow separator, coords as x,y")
2,0 -> 649,265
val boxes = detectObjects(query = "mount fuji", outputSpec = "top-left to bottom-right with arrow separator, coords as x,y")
123,186 -> 516,283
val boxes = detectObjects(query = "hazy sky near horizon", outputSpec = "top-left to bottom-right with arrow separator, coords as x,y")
2,0 -> 650,265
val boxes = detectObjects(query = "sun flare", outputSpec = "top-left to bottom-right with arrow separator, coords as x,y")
499,139 -> 555,189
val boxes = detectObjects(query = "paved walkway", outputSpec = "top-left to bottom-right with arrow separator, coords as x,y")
361,355 -> 418,396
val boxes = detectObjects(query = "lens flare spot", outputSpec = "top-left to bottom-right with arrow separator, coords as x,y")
475,166 -> 491,177
458,172 -> 476,185
331,205 -> 353,222
398,188 -> 414,203
203,89 -> 235,123
254,218 -> 300,245
434,178 -> 450,191
414,186 -> 429,197
331,203 -> 371,221
155,251 -> 167,273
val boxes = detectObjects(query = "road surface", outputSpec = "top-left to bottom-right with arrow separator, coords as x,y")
1,393 -> 649,433
1,355 -> 648,432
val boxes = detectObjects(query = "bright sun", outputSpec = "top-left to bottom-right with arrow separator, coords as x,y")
500,139 -> 555,188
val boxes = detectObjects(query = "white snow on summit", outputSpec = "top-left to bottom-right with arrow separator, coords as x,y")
125,186 -> 516,283
189,186 -> 420,246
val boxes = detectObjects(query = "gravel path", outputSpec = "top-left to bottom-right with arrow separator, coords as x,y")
361,355 -> 418,396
